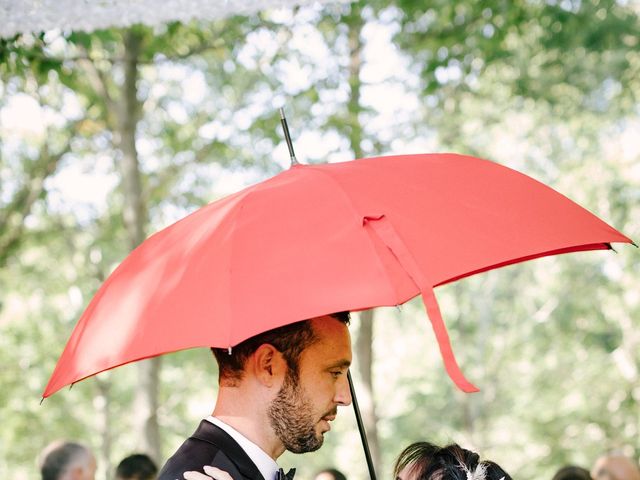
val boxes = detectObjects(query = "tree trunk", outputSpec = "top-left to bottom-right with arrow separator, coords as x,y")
95,377 -> 112,480
117,28 -> 162,463
346,2 -> 382,475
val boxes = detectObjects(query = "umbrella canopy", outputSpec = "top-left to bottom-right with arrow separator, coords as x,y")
43,153 -> 632,398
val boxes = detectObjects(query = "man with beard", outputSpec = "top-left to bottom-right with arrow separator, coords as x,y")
158,313 -> 352,480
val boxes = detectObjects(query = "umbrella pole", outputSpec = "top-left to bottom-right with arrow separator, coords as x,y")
347,370 -> 378,480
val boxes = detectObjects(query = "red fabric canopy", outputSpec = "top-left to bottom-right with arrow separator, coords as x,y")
44,153 -> 632,397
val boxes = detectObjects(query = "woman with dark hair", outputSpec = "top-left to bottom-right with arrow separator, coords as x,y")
394,443 -> 512,480
393,442 -> 440,480
483,461 -> 512,480
186,441 -> 511,480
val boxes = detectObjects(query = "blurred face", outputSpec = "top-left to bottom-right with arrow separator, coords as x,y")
315,474 -> 337,480
396,464 -> 418,480
82,455 -> 97,480
268,316 -> 352,453
592,456 -> 640,480
66,453 -> 97,480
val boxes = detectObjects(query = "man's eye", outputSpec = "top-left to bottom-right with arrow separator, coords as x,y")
330,371 -> 343,378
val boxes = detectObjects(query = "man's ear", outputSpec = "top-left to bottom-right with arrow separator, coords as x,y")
252,344 -> 287,387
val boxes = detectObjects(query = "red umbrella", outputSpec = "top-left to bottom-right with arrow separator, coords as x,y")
43,152 -> 632,399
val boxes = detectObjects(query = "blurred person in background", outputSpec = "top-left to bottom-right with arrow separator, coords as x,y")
313,467 -> 347,480
39,440 -> 96,480
552,465 -> 591,480
591,453 -> 640,480
115,453 -> 158,480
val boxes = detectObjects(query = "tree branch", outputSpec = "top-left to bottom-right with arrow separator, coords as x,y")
0,130 -> 74,266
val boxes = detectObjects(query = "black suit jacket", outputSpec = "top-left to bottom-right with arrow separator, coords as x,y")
158,420 -> 266,480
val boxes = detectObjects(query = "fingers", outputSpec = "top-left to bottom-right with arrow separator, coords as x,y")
184,471 -> 213,480
183,466 -> 235,480
203,466 -> 235,480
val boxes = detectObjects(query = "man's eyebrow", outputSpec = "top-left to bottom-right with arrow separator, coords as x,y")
327,359 -> 351,369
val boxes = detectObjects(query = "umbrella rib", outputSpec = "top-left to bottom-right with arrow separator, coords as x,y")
224,190 -> 255,350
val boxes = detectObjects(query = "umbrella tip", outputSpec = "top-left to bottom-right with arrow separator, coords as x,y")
607,243 -> 618,253
40,397 -> 45,406
278,107 -> 299,167
632,241 -> 638,248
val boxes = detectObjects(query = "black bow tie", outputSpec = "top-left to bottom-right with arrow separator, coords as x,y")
277,467 -> 296,480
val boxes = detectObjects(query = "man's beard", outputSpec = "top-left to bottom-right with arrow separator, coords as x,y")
268,372 -> 331,454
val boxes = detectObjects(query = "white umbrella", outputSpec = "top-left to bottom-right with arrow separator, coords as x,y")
0,0 -> 348,38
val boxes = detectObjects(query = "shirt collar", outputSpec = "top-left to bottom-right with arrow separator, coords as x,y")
206,416 -> 280,480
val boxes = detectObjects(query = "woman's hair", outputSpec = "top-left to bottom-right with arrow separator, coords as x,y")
422,444 -> 512,480
396,443 -> 512,480
393,441 -> 439,479
483,460 -> 513,480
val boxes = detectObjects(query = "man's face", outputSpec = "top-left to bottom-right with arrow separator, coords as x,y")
268,315 -> 352,453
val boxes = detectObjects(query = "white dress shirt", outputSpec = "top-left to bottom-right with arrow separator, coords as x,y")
206,416 -> 280,480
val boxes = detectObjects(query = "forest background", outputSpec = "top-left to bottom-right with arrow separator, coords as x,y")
1,1 -> 638,479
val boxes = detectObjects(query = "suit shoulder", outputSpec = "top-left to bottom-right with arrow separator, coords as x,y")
158,430 -> 261,480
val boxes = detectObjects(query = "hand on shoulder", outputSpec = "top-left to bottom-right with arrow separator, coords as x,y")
184,466 -> 234,480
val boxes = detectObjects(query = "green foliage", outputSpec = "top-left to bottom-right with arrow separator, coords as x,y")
394,0 -> 639,112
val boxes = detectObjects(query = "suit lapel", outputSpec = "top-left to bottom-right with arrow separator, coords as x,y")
191,420 -> 266,480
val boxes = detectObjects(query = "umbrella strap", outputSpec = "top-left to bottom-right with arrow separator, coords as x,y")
364,215 -> 479,393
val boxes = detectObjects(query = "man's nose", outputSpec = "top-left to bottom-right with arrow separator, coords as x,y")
335,372 -> 353,406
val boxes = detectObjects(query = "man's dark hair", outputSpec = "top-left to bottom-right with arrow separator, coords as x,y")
115,453 -> 158,480
315,468 -> 348,480
39,441 -> 90,480
212,311 -> 350,383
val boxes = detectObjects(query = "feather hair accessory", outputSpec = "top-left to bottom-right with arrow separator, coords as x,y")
458,460 -> 487,480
